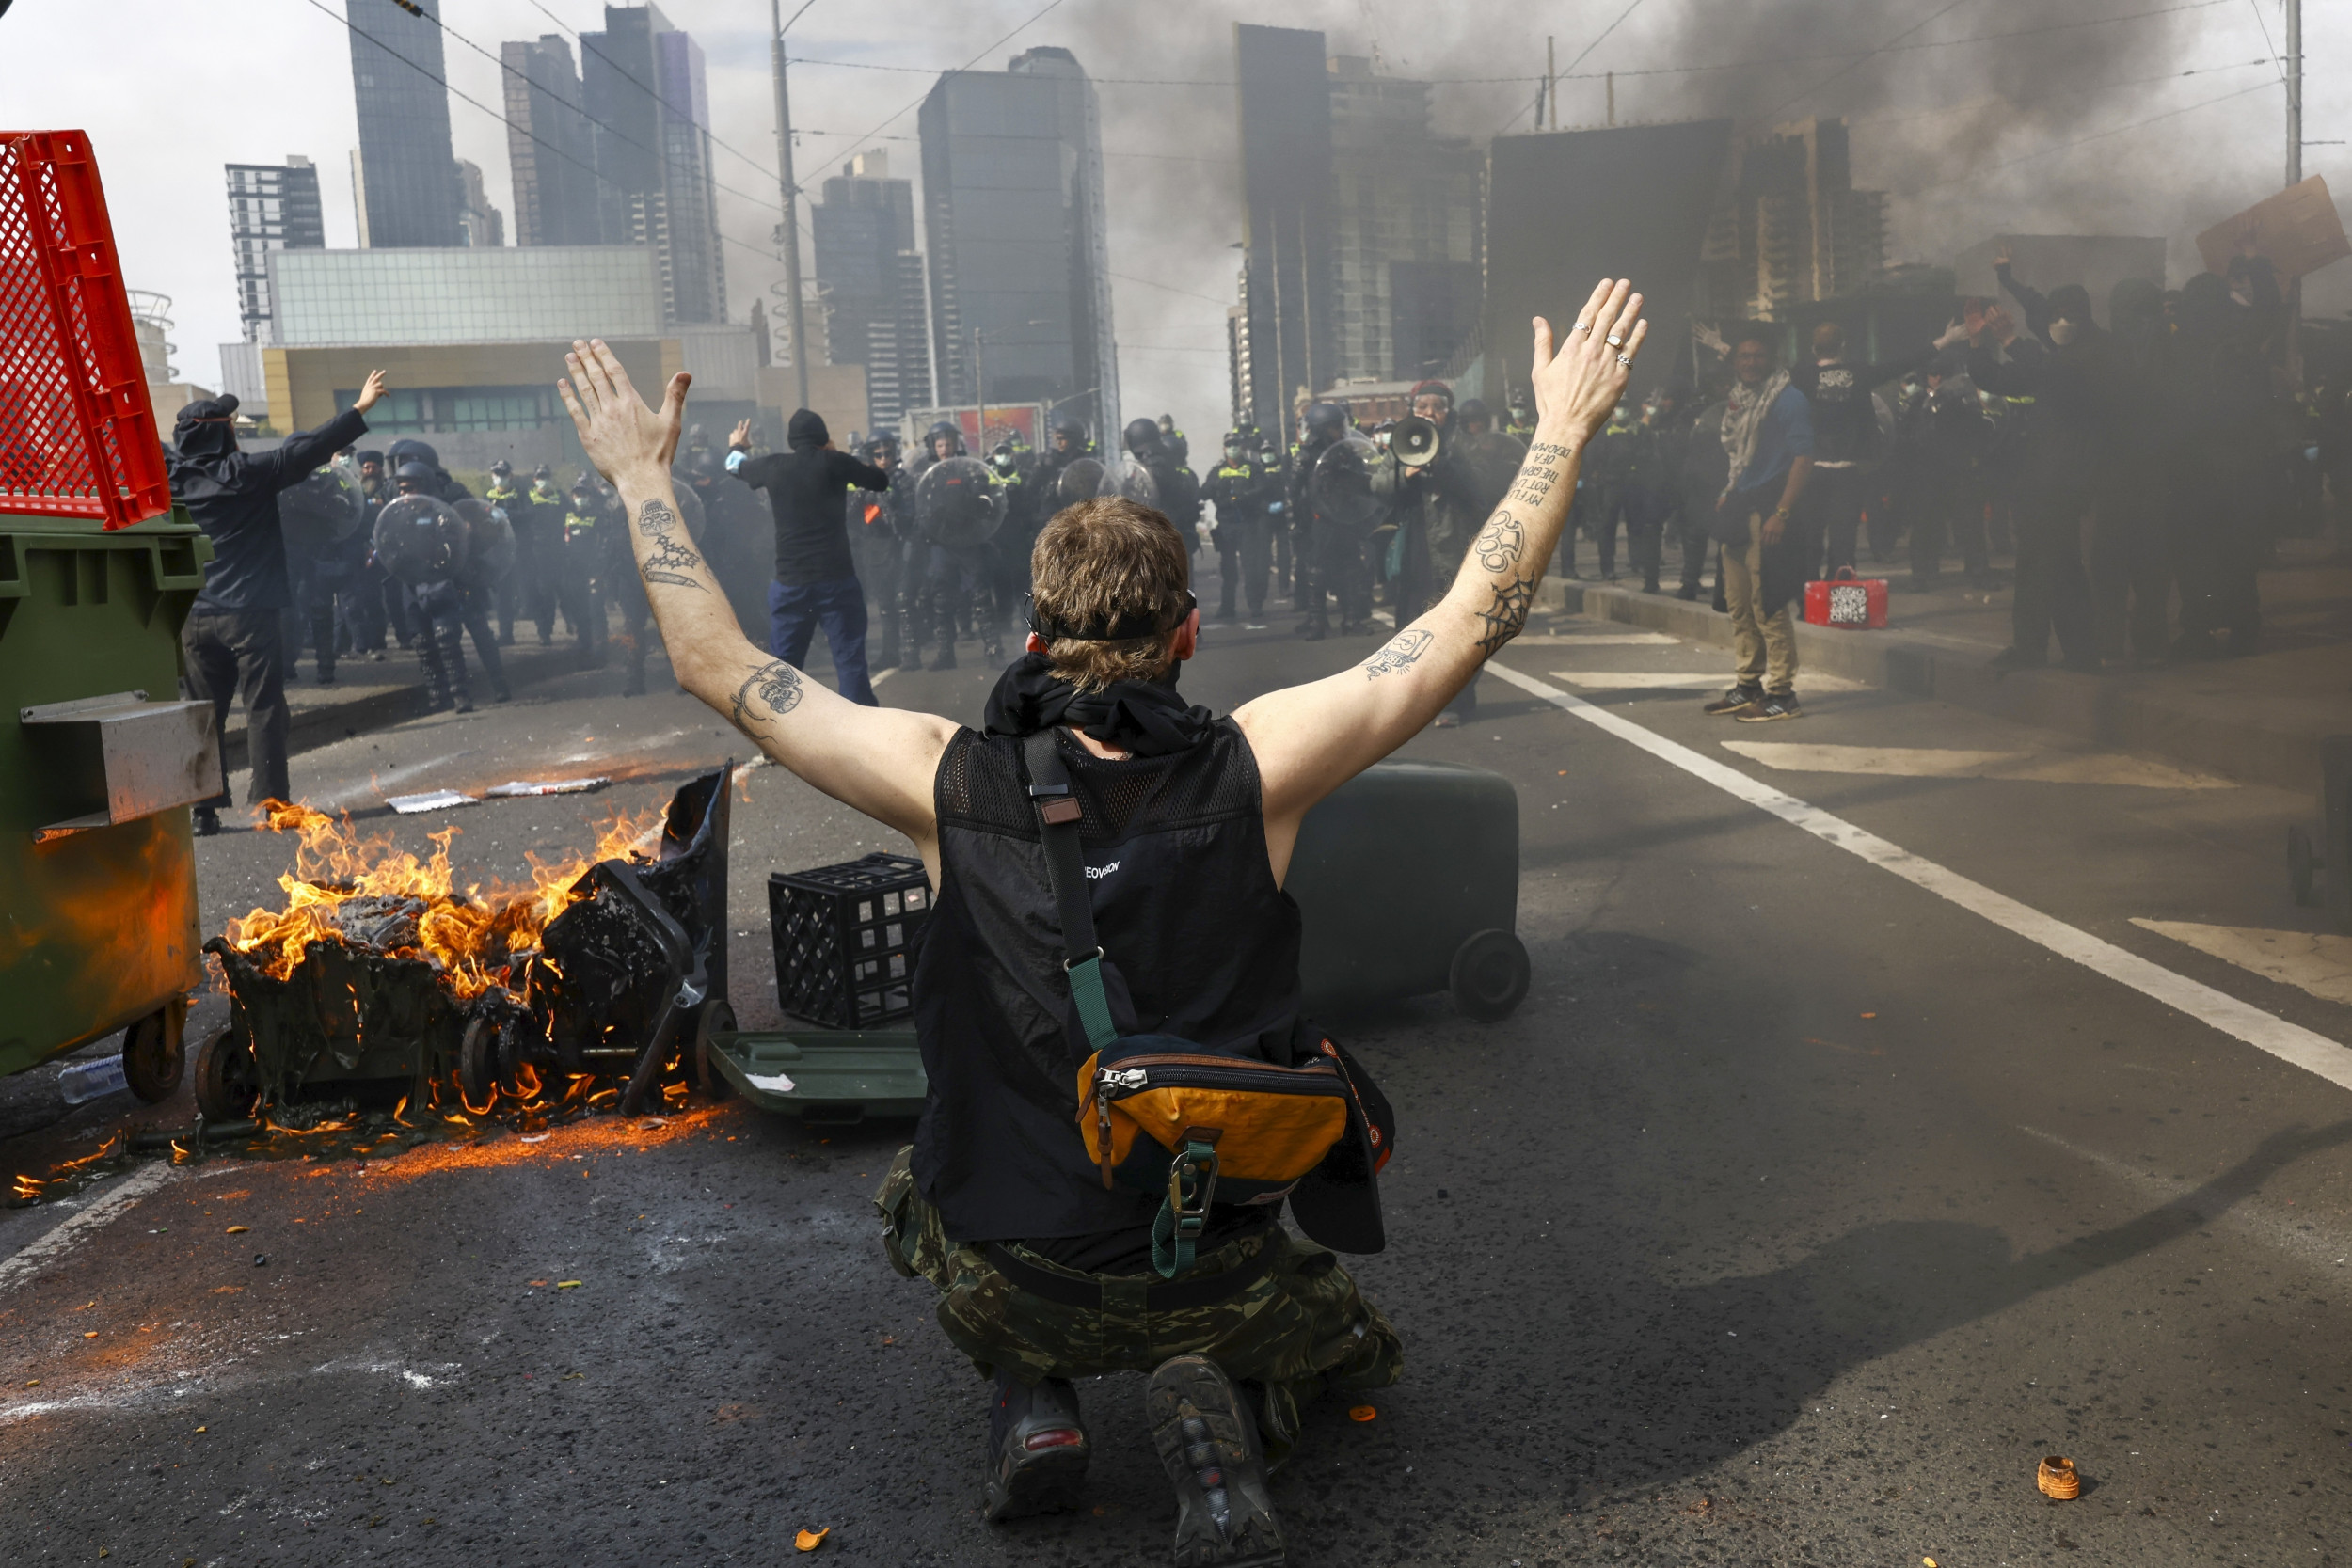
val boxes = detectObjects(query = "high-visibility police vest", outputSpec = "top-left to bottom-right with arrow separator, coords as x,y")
564,507 -> 599,546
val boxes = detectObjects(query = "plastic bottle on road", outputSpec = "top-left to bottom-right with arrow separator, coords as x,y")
59,1055 -> 129,1106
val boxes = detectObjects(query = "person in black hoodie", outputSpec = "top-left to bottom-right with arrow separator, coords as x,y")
1791,318 -> 1967,576
1966,281 -> 2115,670
165,372 -> 385,832
727,408 -> 889,705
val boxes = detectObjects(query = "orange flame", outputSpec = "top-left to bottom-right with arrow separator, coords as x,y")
215,800 -> 664,998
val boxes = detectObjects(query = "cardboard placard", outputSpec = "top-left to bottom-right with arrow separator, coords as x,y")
2196,175 -> 2351,282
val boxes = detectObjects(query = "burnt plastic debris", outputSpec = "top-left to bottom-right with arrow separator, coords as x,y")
472,764 -> 734,1116
201,767 -> 734,1123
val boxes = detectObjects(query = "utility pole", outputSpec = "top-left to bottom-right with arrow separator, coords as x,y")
1546,38 -> 1557,132
1607,71 -> 1615,127
771,0 -> 810,410
2286,0 -> 2303,381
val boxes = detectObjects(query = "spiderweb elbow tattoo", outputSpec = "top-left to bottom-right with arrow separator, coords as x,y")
1474,577 -> 1536,656
729,659 -> 804,731
636,498 -> 707,590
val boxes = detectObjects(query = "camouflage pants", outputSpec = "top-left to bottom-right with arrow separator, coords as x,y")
873,1147 -> 1403,1463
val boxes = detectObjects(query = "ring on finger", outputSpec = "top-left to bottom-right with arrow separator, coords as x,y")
1605,333 -> 1624,346
1615,354 -> 1632,366
1576,322 -> 1592,334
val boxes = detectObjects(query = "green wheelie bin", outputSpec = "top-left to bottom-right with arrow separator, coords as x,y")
0,510 -> 216,1100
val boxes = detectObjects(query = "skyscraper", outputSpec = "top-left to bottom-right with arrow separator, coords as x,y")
345,0 -> 464,248
1704,118 -> 1887,321
811,151 -> 932,429
918,46 -> 1117,443
579,4 -> 725,324
501,34 -> 602,247
1233,25 -> 1331,439
225,157 -> 326,343
455,160 -> 505,248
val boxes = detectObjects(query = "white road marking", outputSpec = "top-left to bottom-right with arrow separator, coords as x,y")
1488,660 -> 2352,1095
1549,669 -> 1869,692
2133,921 -> 2352,1007
0,1164 -> 176,1293
870,668 -> 895,689
1513,631 -> 1682,646
1723,741 -> 2233,791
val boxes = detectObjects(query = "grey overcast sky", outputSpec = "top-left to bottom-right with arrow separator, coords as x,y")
1,0 -> 2344,449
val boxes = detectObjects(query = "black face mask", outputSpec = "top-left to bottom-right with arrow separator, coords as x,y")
982,652 -> 1215,759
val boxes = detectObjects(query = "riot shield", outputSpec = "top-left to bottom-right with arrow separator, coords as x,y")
278,454 -> 365,556
452,499 -> 517,586
1113,460 -> 1159,506
1310,434 -> 1405,540
914,455 -> 1003,547
372,493 -> 469,587
1052,456 -> 1106,508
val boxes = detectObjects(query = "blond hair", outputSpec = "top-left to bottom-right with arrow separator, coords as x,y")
1029,497 -> 1192,691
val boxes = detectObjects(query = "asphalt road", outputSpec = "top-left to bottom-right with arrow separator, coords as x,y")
4,572 -> 2349,1568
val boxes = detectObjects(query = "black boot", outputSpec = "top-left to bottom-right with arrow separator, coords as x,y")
981,1370 -> 1089,1523
1146,1356 -> 1284,1567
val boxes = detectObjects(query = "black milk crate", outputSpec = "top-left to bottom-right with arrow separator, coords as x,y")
769,852 -> 931,1028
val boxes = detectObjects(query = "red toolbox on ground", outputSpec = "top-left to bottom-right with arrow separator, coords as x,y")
1803,567 -> 1888,629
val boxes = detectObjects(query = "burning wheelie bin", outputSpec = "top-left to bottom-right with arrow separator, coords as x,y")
1,129 -> 215,1101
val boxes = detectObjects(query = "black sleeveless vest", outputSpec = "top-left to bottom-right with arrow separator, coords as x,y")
911,721 -> 1304,1243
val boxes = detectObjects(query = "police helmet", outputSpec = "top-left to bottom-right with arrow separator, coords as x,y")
532,464 -> 552,482
489,459 -> 512,477
1122,417 -> 1162,454
1301,402 -> 1349,442
393,460 -> 437,492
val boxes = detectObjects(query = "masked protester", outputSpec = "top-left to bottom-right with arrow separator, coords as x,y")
1966,275 -> 2117,671
165,373 -> 386,832
728,409 -> 889,704
2164,261 -> 2280,659
1791,318 -> 1968,577
1894,356 -> 1993,591
564,283 -> 1648,1568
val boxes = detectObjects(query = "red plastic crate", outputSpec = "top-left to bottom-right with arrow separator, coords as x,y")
0,131 -> 170,528
1803,567 -> 1888,629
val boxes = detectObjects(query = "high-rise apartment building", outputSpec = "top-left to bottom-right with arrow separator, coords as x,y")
345,0 -> 464,248
501,34 -> 602,246
1704,117 -> 1886,321
225,157 -> 326,343
578,4 -> 725,324
811,151 -> 932,430
1230,28 -> 1483,435
1325,56 -> 1483,385
918,46 -> 1117,443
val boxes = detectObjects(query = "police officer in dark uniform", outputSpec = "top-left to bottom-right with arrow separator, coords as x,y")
910,421 -> 998,670
558,473 -> 609,666
389,463 -> 510,711
1289,401 -> 1365,640
484,459 -> 525,643
510,465 -> 563,644
1895,357 -> 1993,590
851,433 -> 917,671
1253,428 -> 1294,601
1200,428 -> 1279,620
1124,417 -> 1200,554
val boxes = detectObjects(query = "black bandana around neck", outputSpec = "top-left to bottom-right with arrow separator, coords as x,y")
982,652 -> 1216,758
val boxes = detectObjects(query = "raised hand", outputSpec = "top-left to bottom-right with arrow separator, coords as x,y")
557,338 -> 689,486
1530,278 -> 1648,445
729,418 -> 755,451
353,369 -> 389,414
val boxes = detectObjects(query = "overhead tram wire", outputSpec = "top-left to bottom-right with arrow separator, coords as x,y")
1906,77 -> 2276,190
299,0 -> 788,274
818,0 -> 1065,182
373,0 -> 795,220
1494,0 -> 1652,136
1762,0 -> 1978,121
520,0 -> 808,194
779,0 -> 2231,91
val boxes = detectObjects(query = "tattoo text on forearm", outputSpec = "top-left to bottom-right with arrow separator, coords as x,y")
636,499 -> 707,591
729,659 -> 804,730
1363,627 -> 1432,680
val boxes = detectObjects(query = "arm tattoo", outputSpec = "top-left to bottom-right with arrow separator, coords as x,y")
1474,577 -> 1536,656
636,498 -> 707,590
729,659 -> 804,730
1528,441 -> 1577,461
1506,459 -> 1563,509
1363,627 -> 1432,679
1471,512 -> 1525,573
